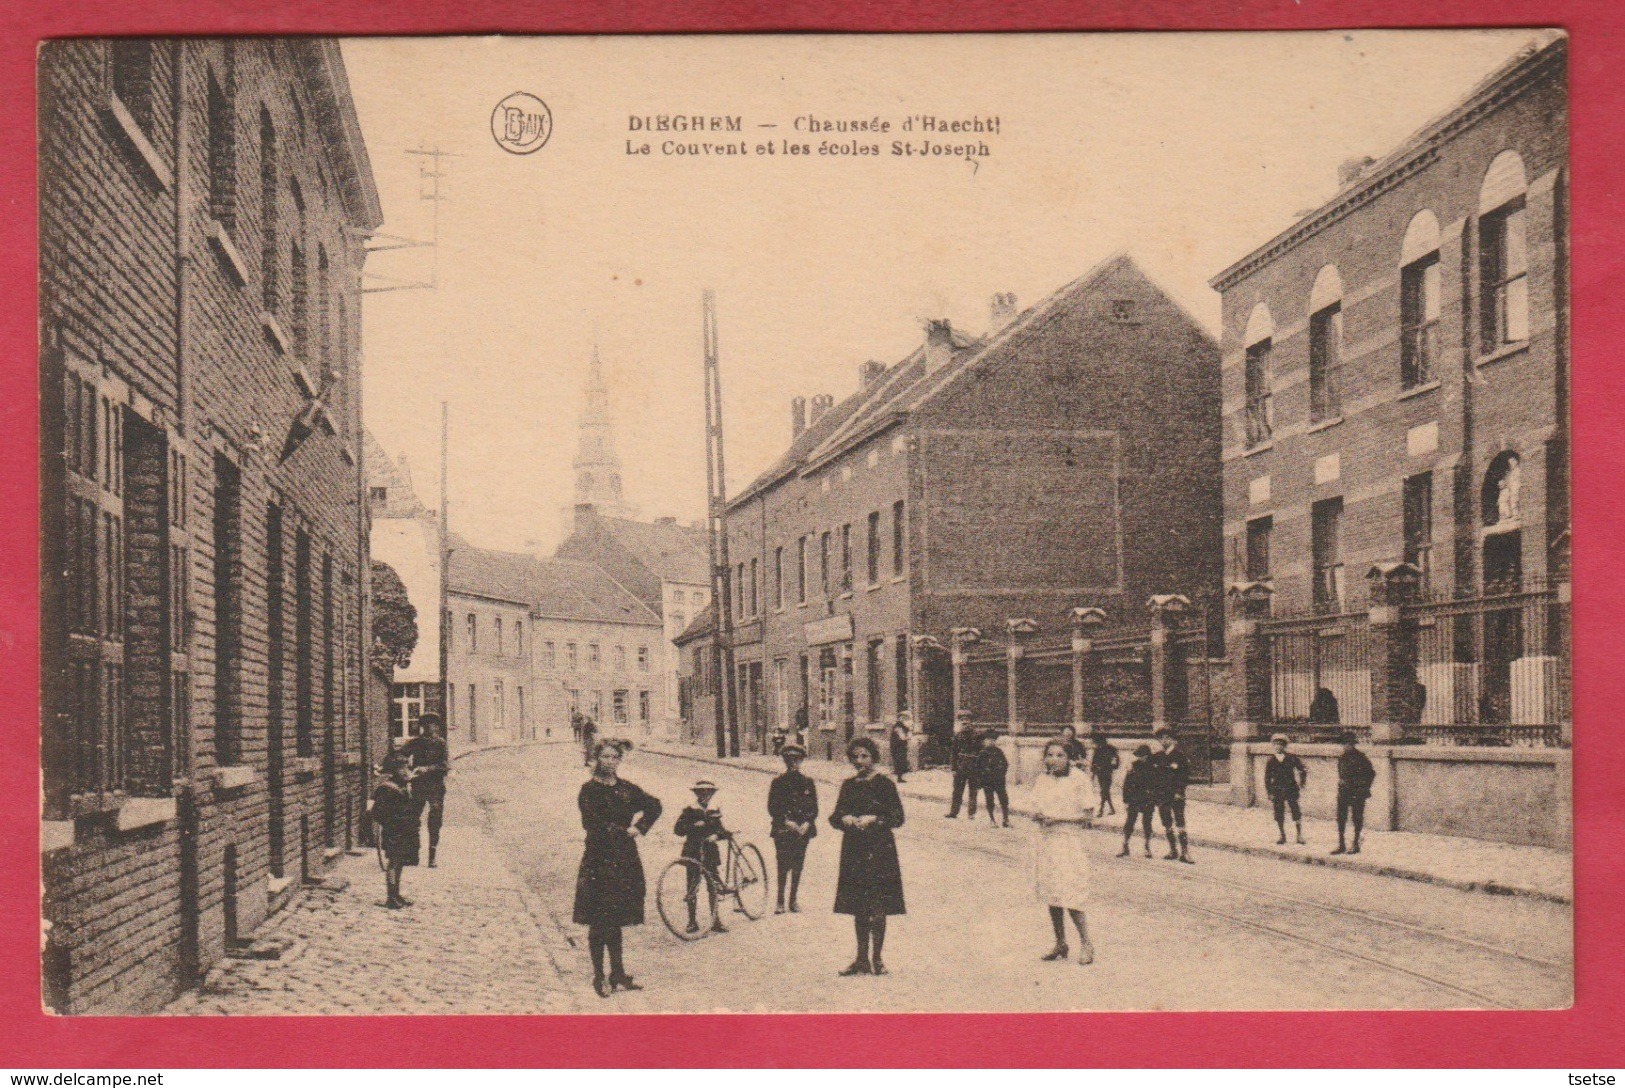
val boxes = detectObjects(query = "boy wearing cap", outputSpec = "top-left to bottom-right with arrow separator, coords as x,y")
370,752 -> 423,909
945,712 -> 981,819
1116,744 -> 1157,858
1333,732 -> 1377,855
1263,734 -> 1308,845
1147,727 -> 1195,863
674,780 -> 730,933
768,744 -> 819,913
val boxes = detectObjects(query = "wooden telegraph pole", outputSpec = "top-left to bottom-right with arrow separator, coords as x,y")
702,290 -> 739,758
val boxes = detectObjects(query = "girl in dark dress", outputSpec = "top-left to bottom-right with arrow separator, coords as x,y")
370,752 -> 422,910
830,736 -> 906,976
573,740 -> 663,998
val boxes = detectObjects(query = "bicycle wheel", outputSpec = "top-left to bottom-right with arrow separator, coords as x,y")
656,858 -> 716,941
730,842 -> 770,920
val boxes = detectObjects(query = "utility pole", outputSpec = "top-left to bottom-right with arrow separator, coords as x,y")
439,401 -> 451,735
702,290 -> 738,758
364,146 -> 460,294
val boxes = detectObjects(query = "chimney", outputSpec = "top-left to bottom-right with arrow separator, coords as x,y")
924,319 -> 954,374
809,394 -> 834,424
989,293 -> 1017,332
860,359 -> 887,390
792,395 -> 808,438
1337,156 -> 1376,188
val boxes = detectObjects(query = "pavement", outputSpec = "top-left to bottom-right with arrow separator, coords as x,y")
640,738 -> 1574,904
163,741 -> 583,1016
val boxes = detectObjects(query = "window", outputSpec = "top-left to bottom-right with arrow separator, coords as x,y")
891,500 -> 906,577
1403,472 -> 1433,587
867,510 -> 881,585
1311,498 -> 1344,613
389,683 -> 425,742
840,524 -> 852,592
494,680 -> 505,729
1308,304 -> 1343,423
1244,340 -> 1273,445
639,690 -> 651,724
797,536 -> 808,603
543,641 -> 556,669
672,612 -> 685,634
468,684 -> 478,740
259,109 -> 278,312
109,41 -> 155,139
447,683 -> 455,727
295,526 -> 313,757
568,688 -> 580,715
1479,150 -> 1530,351
566,642 -> 577,669
895,636 -> 910,713
213,455 -> 243,767
466,613 -> 477,652
1245,516 -> 1272,582
615,645 -> 626,671
514,620 -> 523,657
205,64 -> 236,235
1401,256 -> 1441,388
819,532 -> 830,596
589,642 -> 601,668
1481,203 -> 1529,348
637,645 -> 650,671
866,638 -> 885,722
494,617 -> 503,656
369,486 -> 387,505
736,563 -> 745,618
773,546 -> 784,610
290,240 -> 308,359
749,557 -> 759,616
517,686 -> 526,736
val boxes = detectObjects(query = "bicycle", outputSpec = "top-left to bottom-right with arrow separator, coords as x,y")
656,832 -> 769,941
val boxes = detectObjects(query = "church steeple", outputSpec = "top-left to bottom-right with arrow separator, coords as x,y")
564,344 -> 639,531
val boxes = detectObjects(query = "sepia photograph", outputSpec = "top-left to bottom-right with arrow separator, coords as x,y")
35,29 -> 1573,1019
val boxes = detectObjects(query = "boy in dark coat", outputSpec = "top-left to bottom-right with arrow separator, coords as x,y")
400,714 -> 450,867
1116,744 -> 1157,858
1147,727 -> 1195,864
370,752 -> 423,909
674,780 -> 730,934
1332,732 -> 1377,855
977,733 -> 1011,827
945,713 -> 981,818
1263,733 -> 1309,845
768,744 -> 819,913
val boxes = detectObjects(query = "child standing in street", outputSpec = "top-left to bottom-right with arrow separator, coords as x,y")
1116,744 -> 1157,859
977,733 -> 1011,827
370,752 -> 423,909
674,780 -> 731,935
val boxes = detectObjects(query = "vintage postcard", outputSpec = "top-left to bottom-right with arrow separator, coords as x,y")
36,30 -> 1572,1017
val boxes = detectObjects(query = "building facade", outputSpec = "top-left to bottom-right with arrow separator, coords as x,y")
715,257 -> 1221,762
556,507 -> 710,738
447,543 -> 668,748
366,432 -> 444,741
1212,34 -> 1569,738
39,39 -> 382,1012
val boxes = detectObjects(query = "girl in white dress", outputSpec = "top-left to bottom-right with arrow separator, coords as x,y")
1030,739 -> 1096,965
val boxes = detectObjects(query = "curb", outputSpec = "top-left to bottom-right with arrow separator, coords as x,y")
640,743 -> 1572,907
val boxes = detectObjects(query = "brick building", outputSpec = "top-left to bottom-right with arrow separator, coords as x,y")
1212,34 -> 1569,738
447,541 -> 668,747
556,507 -> 710,737
39,40 -> 382,1012
715,256 -> 1221,762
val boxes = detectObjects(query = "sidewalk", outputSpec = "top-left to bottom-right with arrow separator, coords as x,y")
641,739 -> 1573,905
164,760 -> 581,1015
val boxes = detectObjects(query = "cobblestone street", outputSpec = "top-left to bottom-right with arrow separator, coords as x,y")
163,740 -> 1571,1015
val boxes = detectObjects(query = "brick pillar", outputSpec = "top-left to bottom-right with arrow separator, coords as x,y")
1148,595 -> 1191,731
1005,618 -> 1037,734
1366,562 -> 1422,744
1226,582 -> 1273,805
949,627 -> 979,722
1069,607 -> 1107,728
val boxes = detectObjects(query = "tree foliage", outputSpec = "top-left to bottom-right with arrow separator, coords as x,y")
370,559 -> 420,676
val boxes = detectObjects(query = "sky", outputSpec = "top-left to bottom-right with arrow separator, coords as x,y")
345,30 -> 1545,556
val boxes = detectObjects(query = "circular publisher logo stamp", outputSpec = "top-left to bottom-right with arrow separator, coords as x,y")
491,92 -> 552,155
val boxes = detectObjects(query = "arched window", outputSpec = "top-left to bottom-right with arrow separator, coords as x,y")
1243,303 -> 1274,446
1479,150 -> 1529,350
1400,210 -> 1442,388
1308,266 -> 1344,423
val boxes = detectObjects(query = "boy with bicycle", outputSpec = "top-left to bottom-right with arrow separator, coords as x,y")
673,780 -> 731,935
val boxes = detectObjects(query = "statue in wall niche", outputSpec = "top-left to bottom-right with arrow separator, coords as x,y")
1496,454 -> 1522,525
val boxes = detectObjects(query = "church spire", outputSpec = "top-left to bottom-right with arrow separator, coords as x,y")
566,343 -> 639,528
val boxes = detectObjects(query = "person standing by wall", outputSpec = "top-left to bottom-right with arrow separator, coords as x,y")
977,733 -> 1011,828
1332,731 -> 1377,855
889,716 -> 912,784
1089,732 -> 1120,817
400,713 -> 450,867
831,737 -> 906,976
768,743 -> 819,913
573,740 -> 663,998
1030,739 -> 1096,965
1263,733 -> 1308,846
944,713 -> 981,819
